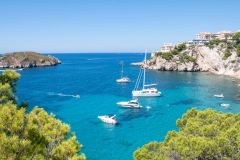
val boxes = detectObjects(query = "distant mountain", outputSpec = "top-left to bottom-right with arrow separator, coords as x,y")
0,51 -> 61,68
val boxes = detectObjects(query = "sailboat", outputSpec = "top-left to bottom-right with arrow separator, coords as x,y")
116,61 -> 130,83
132,50 -> 161,97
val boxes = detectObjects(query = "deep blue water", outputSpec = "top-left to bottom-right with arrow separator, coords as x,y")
10,53 -> 240,160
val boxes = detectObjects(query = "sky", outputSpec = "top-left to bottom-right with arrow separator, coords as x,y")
0,0 -> 240,53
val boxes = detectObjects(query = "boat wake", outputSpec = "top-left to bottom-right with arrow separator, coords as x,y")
47,92 -> 80,98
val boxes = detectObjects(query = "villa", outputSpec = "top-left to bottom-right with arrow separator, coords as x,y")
161,43 -> 175,52
197,30 -> 236,40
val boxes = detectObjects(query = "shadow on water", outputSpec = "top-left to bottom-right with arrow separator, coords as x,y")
119,108 -> 150,121
102,137 -> 112,142
44,104 -> 63,112
119,141 -> 133,147
171,99 -> 197,106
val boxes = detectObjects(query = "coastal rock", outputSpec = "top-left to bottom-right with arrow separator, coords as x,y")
0,51 -> 61,68
146,46 -> 240,79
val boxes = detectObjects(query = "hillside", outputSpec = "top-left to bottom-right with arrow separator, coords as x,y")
147,40 -> 240,79
0,51 -> 61,68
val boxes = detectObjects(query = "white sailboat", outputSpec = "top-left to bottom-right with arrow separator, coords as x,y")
116,61 -> 130,83
132,50 -> 161,97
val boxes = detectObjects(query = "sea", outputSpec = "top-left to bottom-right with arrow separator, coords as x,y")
5,53 -> 240,160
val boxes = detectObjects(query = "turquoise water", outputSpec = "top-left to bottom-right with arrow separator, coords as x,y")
14,53 -> 240,160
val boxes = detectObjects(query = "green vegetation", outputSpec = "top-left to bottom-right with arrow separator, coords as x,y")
157,43 -> 186,61
0,70 -> 85,159
204,38 -> 221,49
156,43 -> 196,63
222,49 -> 232,60
237,43 -> 240,56
134,108 -> 240,160
233,31 -> 240,40
157,51 -> 173,60
178,52 -> 196,63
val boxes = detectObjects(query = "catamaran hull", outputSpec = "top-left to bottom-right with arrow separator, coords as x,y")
132,91 -> 161,97
116,79 -> 130,83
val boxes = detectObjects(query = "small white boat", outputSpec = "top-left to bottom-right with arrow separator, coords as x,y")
116,77 -> 130,83
221,103 -> 230,107
75,94 -> 80,98
98,114 -> 118,124
116,61 -> 130,83
214,94 -> 224,98
117,99 -> 142,108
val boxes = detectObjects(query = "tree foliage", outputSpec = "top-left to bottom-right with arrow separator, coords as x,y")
156,43 -> 187,60
233,32 -> 240,40
0,70 -> 85,159
222,49 -> 232,60
134,108 -> 240,160
0,70 -> 20,104
237,43 -> 240,56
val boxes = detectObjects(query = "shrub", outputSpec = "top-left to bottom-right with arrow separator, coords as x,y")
171,49 -> 179,55
222,50 -> 232,60
188,56 -> 197,62
209,45 -> 214,49
156,52 -> 162,56
237,43 -> 240,56
161,52 -> 173,60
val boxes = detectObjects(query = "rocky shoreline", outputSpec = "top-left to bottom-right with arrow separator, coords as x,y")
141,45 -> 240,79
0,52 -> 61,68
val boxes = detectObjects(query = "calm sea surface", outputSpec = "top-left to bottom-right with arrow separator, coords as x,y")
12,53 -> 240,160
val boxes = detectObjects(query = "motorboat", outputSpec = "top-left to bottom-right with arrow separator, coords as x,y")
75,94 -> 80,98
221,103 -> 230,108
98,114 -> 118,124
117,99 -> 142,108
132,50 -> 161,97
214,94 -> 224,98
116,61 -> 130,83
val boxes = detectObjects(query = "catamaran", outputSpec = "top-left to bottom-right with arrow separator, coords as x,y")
132,50 -> 161,97
116,61 -> 130,83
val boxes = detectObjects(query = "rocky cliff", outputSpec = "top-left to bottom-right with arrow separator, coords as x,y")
146,44 -> 240,79
0,52 -> 61,68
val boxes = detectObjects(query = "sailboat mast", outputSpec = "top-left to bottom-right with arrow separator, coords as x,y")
143,50 -> 147,89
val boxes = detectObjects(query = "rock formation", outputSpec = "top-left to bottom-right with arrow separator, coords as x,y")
146,45 -> 240,79
0,52 -> 61,68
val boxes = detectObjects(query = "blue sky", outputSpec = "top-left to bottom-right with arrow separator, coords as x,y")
0,0 -> 239,53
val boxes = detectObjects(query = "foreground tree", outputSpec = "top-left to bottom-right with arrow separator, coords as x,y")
0,70 -> 20,104
0,70 -> 85,159
134,108 -> 240,160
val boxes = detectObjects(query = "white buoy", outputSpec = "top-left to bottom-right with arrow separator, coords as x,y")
146,106 -> 151,109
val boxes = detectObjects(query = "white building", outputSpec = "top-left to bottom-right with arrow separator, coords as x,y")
196,34 -> 201,39
186,39 -> 209,46
196,30 -> 236,40
161,43 -> 175,52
